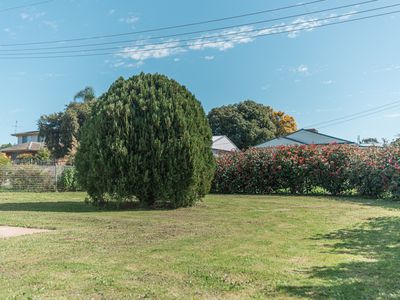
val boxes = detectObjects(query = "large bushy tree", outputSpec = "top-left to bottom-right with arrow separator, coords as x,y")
209,100 -> 287,149
38,88 -> 95,159
76,73 -> 215,208
208,100 -> 297,149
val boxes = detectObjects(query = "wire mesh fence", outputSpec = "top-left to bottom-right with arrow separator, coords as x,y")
0,162 -> 76,192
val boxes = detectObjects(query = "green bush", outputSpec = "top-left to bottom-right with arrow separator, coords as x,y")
58,167 -> 81,191
76,73 -> 215,208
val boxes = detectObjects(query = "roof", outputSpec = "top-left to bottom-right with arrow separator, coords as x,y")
212,135 -> 239,152
11,130 -> 40,137
256,129 -> 356,148
0,142 -> 45,153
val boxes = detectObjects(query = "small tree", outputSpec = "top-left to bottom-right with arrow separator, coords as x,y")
76,73 -> 215,208
38,87 -> 96,159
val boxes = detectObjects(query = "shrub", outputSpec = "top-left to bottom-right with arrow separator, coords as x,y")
58,167 -> 81,191
16,153 -> 35,164
212,145 -> 400,199
349,147 -> 400,198
0,153 -> 10,166
316,145 -> 356,195
76,73 -> 215,208
273,145 -> 320,194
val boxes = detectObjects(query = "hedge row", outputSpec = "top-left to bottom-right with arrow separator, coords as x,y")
212,145 -> 400,198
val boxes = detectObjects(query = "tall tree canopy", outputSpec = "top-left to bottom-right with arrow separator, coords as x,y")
76,73 -> 215,208
73,86 -> 96,102
208,100 -> 297,149
272,111 -> 298,137
38,87 -> 96,159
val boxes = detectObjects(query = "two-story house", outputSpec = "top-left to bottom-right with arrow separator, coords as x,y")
1,131 -> 45,160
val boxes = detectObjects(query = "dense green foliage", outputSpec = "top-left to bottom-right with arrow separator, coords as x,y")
76,73 -> 215,208
212,145 -> 400,198
0,143 -> 12,150
16,149 -> 51,164
207,100 -> 297,149
38,87 -> 95,159
58,167 -> 81,192
208,100 -> 276,149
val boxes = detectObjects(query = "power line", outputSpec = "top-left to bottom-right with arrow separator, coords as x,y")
1,3 -> 397,56
0,0 -> 379,52
306,100 -> 400,128
304,101 -> 400,130
0,0 -> 55,13
318,104 -> 400,129
0,0 -> 373,47
0,8 -> 398,59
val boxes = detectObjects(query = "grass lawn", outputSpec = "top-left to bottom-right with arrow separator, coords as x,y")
0,193 -> 399,299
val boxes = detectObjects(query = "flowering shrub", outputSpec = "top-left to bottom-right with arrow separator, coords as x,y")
316,145 -> 356,195
212,144 -> 400,199
349,146 -> 400,198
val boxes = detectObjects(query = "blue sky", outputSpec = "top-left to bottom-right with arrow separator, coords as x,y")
0,0 -> 399,144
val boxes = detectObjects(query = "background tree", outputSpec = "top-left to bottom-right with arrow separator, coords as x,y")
208,100 -> 296,149
272,111 -> 298,136
361,137 -> 379,144
38,87 -> 95,159
392,135 -> 400,147
73,86 -> 95,102
76,73 -> 215,208
0,143 -> 12,150
38,112 -> 64,158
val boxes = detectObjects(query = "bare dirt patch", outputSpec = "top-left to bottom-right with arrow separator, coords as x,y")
0,226 -> 50,239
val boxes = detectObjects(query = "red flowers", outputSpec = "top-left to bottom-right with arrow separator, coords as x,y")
212,144 -> 400,199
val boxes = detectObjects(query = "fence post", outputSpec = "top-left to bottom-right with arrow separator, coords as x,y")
54,162 -> 58,192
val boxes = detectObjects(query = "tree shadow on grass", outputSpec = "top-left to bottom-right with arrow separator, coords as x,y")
0,201 -> 153,213
0,201 -> 101,213
328,195 -> 400,211
280,217 -> 400,299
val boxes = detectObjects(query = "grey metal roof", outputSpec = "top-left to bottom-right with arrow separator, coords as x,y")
256,129 -> 356,148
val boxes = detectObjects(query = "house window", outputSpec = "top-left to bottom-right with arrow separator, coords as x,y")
22,136 -> 28,143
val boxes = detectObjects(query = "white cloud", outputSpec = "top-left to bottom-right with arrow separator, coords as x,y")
118,40 -> 185,61
20,11 -> 45,21
289,64 -> 310,75
119,15 -> 139,25
322,80 -> 335,85
285,16 -> 331,38
3,28 -> 16,37
204,55 -> 214,61
42,20 -> 58,30
188,26 -> 255,51
109,9 -> 116,15
115,11 -> 357,65
173,58 -> 180,62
